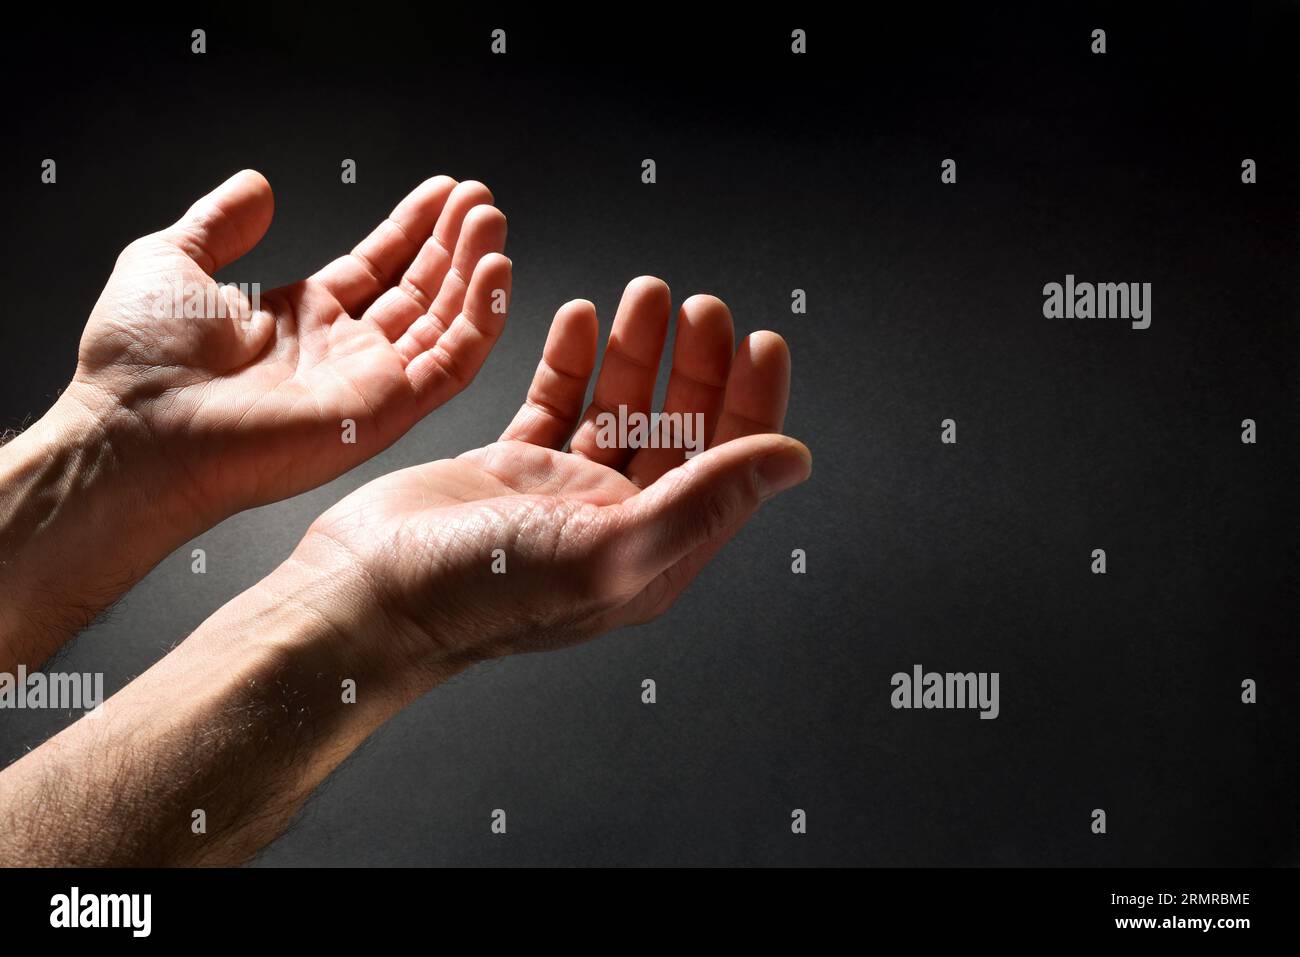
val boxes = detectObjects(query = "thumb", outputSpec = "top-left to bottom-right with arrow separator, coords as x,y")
162,169 -> 275,275
617,433 -> 811,582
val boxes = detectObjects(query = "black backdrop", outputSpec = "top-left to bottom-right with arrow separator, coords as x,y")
0,6 -> 1296,866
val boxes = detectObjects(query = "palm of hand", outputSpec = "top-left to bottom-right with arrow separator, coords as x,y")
299,278 -> 810,663
305,442 -> 641,658
70,171 -> 509,519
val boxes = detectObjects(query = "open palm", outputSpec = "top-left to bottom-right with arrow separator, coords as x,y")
70,170 -> 510,525
296,278 -> 811,665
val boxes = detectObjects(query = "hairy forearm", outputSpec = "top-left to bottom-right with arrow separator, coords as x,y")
0,388 -> 194,671
0,556 -> 455,866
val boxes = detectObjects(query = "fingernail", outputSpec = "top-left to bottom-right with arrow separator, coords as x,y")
755,450 -> 811,501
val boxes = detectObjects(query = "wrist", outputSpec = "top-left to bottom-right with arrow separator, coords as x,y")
250,546 -> 469,716
59,378 -> 215,539
1,555 -> 434,866
0,385 -> 198,668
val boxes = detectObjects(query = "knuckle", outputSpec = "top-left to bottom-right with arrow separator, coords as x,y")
116,236 -> 152,266
695,484 -> 739,544
553,504 -> 628,606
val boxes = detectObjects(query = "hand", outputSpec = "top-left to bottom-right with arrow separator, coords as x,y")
285,277 -> 811,675
66,170 -> 511,531
0,279 -> 808,865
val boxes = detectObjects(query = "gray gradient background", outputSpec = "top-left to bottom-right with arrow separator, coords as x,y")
1,10 -> 1297,865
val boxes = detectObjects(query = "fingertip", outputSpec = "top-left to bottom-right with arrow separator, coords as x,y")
680,293 -> 729,316
625,275 -> 671,302
547,300 -> 600,370
469,253 -> 512,326
179,169 -> 275,268
737,330 -> 792,372
743,329 -> 789,352
553,297 -> 599,332
692,431 -> 810,489
463,204 -> 509,248
475,251 -> 513,292
554,298 -> 598,329
232,168 -> 272,197
478,250 -> 512,274
215,169 -> 274,218
454,179 -> 495,205
465,202 -> 507,227
755,436 -> 812,500
768,433 -> 811,467
413,175 -> 458,211
678,294 -> 735,343
698,431 -> 807,467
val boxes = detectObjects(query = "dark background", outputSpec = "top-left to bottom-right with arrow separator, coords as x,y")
0,5 -> 1296,866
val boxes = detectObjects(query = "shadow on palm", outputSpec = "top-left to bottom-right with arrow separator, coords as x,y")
305,277 -> 810,659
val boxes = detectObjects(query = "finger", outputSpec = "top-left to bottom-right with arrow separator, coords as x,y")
393,203 -> 508,359
500,299 -> 600,448
709,331 -> 792,446
405,252 -> 512,408
160,169 -> 274,275
601,510 -> 746,631
310,175 -> 458,317
615,432 -> 811,583
624,294 -> 735,488
568,276 -> 672,469
367,180 -> 496,340
427,202 -> 508,333
611,351 -> 793,623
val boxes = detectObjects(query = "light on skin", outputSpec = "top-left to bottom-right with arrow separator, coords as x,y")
0,174 -> 811,865
0,170 -> 511,672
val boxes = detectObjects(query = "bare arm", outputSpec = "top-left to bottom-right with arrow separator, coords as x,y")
0,391 -> 191,672
0,555 -> 455,867
0,280 -> 809,867
0,169 -> 508,671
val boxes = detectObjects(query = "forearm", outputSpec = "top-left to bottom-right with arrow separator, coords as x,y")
0,554 -> 455,866
0,387 -> 195,671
